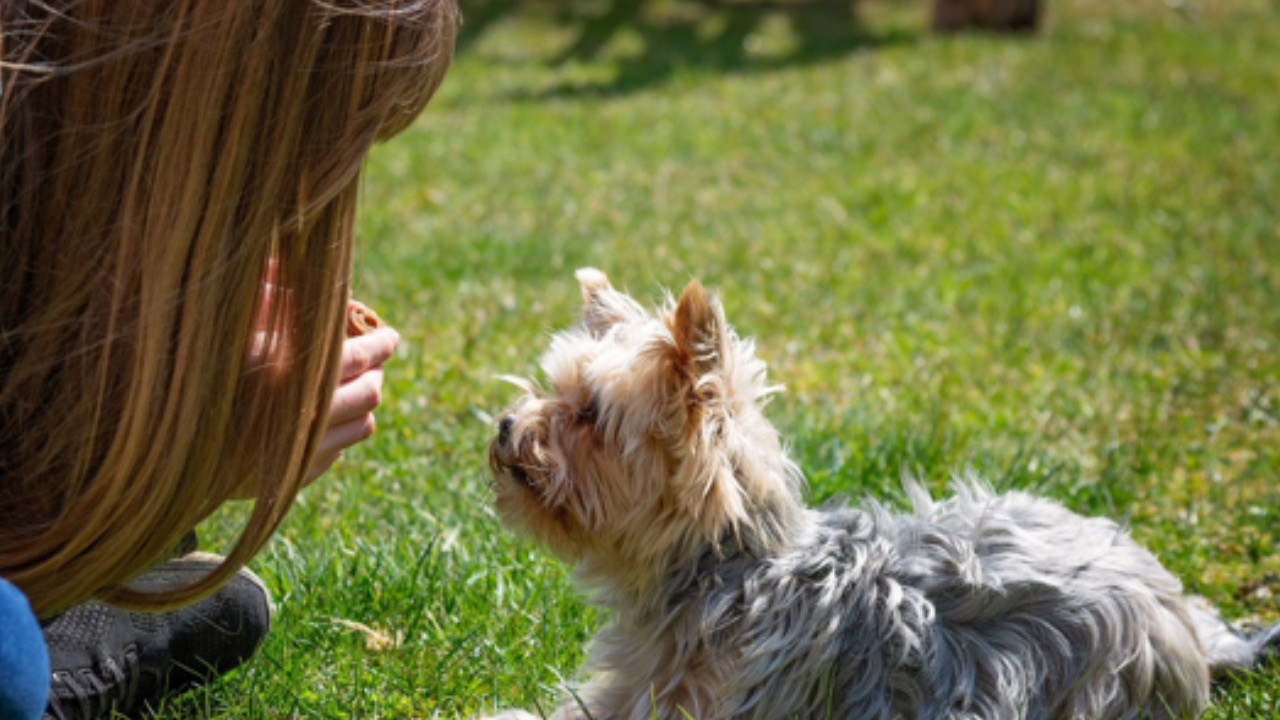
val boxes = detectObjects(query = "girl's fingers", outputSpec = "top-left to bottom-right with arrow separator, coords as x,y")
339,327 -> 399,381
329,367 -> 385,426
307,414 -> 377,484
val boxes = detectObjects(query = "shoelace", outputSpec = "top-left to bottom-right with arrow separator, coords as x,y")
47,645 -> 141,720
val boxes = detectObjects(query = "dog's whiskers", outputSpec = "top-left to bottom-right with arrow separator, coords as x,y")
495,373 -> 542,397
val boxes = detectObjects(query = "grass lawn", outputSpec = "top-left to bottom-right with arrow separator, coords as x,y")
177,0 -> 1280,716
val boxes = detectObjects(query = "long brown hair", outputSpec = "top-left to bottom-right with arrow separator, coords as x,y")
0,0 -> 458,615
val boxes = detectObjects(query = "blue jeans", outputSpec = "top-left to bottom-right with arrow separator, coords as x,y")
0,579 -> 47,720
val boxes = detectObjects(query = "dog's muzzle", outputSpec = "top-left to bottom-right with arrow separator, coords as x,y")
498,415 -> 515,449
491,415 -> 537,491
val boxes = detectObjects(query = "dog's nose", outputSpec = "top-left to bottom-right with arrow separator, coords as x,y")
498,416 -> 514,447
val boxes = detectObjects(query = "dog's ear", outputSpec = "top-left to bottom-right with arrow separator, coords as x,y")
671,279 -> 726,375
670,281 -> 753,545
576,267 -> 612,301
576,267 -> 631,336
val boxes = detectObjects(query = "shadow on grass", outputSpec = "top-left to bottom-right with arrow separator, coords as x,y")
457,0 -> 919,99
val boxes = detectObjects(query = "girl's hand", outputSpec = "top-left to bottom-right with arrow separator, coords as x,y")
306,312 -> 399,483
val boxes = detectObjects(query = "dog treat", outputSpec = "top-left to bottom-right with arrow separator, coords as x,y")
346,303 -> 385,337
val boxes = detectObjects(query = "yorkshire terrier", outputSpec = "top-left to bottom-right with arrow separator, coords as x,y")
487,269 -> 1278,720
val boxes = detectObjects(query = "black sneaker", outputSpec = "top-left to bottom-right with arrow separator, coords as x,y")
41,553 -> 272,719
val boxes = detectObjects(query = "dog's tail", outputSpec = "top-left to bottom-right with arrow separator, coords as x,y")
1244,622 -> 1280,665
1190,600 -> 1280,675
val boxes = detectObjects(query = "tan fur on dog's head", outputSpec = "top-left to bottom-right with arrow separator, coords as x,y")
490,269 -> 804,599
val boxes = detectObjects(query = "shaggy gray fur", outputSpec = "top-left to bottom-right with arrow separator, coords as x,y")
635,480 -> 1276,720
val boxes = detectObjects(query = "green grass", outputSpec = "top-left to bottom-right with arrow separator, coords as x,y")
172,0 -> 1280,716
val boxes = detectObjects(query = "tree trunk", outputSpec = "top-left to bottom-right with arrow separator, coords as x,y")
933,0 -> 1043,33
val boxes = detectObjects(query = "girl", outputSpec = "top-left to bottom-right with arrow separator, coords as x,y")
1,1 -> 460,717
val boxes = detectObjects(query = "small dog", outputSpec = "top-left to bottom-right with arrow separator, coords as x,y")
488,269 -> 1278,720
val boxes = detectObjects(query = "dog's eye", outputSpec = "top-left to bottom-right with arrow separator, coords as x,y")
576,401 -> 598,426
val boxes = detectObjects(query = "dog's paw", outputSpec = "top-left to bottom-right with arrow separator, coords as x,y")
479,712 -> 540,720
